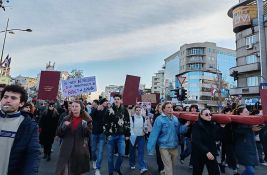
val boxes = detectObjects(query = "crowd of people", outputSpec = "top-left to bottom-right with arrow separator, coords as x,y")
1,84 -> 267,175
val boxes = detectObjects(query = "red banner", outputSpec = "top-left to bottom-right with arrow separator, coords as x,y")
37,71 -> 61,101
260,89 -> 267,116
122,75 -> 140,105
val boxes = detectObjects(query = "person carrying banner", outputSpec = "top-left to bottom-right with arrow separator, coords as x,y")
147,101 -> 189,175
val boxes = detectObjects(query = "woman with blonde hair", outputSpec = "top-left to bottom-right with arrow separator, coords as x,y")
55,100 -> 92,175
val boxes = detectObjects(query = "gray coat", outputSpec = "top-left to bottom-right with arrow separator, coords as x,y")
55,116 -> 90,175
234,124 -> 259,166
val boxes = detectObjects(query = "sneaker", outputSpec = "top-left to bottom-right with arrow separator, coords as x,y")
114,169 -> 122,175
130,166 -> 136,170
260,162 -> 267,166
140,168 -> 148,174
124,154 -> 129,158
180,159 -> 184,164
95,169 -> 100,175
92,161 -> 96,169
160,170 -> 165,175
189,165 -> 193,169
114,153 -> 119,156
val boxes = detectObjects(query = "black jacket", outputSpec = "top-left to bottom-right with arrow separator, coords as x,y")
2,112 -> 41,175
91,107 -> 107,134
191,118 -> 222,165
233,124 -> 259,166
104,105 -> 130,137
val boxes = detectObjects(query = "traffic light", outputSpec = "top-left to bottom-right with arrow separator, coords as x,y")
231,70 -> 238,81
171,89 -> 180,98
180,88 -> 187,101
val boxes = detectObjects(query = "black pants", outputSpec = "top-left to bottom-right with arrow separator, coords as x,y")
156,144 -> 164,172
43,143 -> 52,156
125,139 -> 130,155
193,158 -> 220,175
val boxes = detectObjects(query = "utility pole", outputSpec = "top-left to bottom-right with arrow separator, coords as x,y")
0,18 -> 9,63
257,0 -> 267,83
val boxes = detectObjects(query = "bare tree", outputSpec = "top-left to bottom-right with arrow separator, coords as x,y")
68,69 -> 84,79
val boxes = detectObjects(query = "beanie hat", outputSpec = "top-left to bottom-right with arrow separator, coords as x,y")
99,98 -> 108,105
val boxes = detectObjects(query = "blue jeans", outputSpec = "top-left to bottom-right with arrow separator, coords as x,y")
180,137 -> 192,161
241,166 -> 255,175
91,133 -> 105,169
107,134 -> 125,173
129,136 -> 146,169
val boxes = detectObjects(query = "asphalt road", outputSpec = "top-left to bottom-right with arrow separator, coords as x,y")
39,140 -> 267,175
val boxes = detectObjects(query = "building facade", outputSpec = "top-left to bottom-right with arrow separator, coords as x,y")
162,42 -> 235,109
163,51 -> 180,100
228,0 -> 267,105
151,70 -> 164,98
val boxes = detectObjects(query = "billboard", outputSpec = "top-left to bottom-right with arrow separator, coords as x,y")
233,5 -> 257,33
61,76 -> 97,97
38,71 -> 61,100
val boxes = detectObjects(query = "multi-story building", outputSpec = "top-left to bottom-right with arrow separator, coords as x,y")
104,85 -> 124,100
163,51 -> 180,100
228,0 -> 266,105
151,70 -> 164,98
162,42 -> 235,109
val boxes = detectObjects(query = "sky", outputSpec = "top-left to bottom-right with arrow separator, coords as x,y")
0,0 -> 238,93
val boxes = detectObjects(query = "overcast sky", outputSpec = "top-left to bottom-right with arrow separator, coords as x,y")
0,0 -> 238,92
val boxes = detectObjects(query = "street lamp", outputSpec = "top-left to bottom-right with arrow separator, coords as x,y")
0,18 -> 32,62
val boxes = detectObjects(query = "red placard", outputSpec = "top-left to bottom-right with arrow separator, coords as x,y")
37,71 -> 61,101
260,89 -> 267,116
122,75 -> 140,105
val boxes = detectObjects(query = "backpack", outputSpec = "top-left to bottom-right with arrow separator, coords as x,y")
131,116 -> 145,127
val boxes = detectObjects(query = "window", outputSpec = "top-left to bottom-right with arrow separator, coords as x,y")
187,48 -> 205,55
245,35 -> 256,45
246,55 -> 257,64
188,63 -> 203,70
247,76 -> 259,86
189,56 -> 203,62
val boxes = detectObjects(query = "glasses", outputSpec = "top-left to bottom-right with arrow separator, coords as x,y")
204,113 -> 212,117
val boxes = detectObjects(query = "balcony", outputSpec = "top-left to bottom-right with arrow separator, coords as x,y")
230,62 -> 260,74
230,86 -> 259,95
187,59 -> 204,64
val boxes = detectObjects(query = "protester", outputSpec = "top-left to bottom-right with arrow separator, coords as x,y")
39,102 -> 59,161
104,94 -> 130,175
191,108 -> 224,175
91,98 -> 108,175
129,105 -> 148,174
147,101 -> 189,175
180,104 -> 197,169
0,84 -> 40,175
55,100 -> 91,175
219,107 -> 239,175
233,105 -> 261,175
152,103 -> 164,174
58,101 -> 72,127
